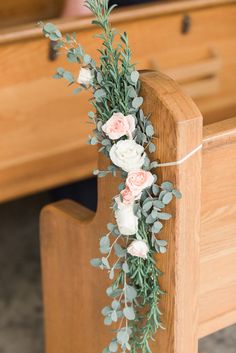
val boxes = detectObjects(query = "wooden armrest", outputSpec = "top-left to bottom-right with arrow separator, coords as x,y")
40,70 -> 202,353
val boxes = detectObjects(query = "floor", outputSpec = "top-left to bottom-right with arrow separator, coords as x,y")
0,190 -> 235,353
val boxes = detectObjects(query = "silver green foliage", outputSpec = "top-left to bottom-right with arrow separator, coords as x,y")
40,1 -> 181,352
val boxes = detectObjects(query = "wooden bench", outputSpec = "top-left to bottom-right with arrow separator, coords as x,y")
1,0 -> 236,202
40,70 -> 236,353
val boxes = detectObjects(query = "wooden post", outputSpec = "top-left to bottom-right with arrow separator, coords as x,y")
140,71 -> 202,353
40,70 -> 202,353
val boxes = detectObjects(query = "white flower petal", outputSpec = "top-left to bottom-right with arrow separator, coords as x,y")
109,140 -> 146,172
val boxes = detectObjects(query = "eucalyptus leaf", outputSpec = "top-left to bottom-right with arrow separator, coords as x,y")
84,54 -> 91,64
172,189 -> 182,199
125,285 -> 137,301
152,184 -> 159,196
132,97 -> 143,109
127,86 -> 137,98
90,258 -> 102,267
118,183 -> 125,191
57,67 -> 65,75
114,243 -> 126,257
122,261 -> 129,273
107,223 -> 115,232
148,142 -> 156,153
130,70 -> 139,83
67,51 -> 77,63
162,192 -> 173,205
156,239 -> 167,246
73,87 -> 83,95
150,161 -> 158,169
44,23 -> 59,34
88,111 -> 95,118
102,257 -> 110,268
63,71 -> 74,83
117,330 -> 129,344
111,311 -> 118,322
94,88 -> 106,101
151,209 -> 158,219
157,212 -> 172,220
146,214 -> 155,224
100,236 -> 110,249
90,136 -> 98,145
109,341 -> 118,353
146,125 -> 154,137
101,306 -> 111,316
142,200 -> 153,212
109,269 -> 114,279
152,221 -> 163,233
159,246 -> 167,253
123,306 -> 135,320
53,73 -> 62,79
159,190 -> 167,200
161,181 -> 173,191
104,316 -> 112,326
97,71 -> 103,84
153,200 -> 164,208
111,300 -> 120,310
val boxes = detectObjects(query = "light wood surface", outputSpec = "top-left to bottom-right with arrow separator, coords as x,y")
164,50 -> 221,83
40,70 -> 203,353
0,0 -> 236,202
0,78 -> 95,202
40,71 -> 236,351
1,0 -> 236,43
0,0 -> 64,30
153,49 -> 221,98
199,117 -> 236,337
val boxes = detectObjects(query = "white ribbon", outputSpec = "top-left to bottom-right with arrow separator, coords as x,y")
156,144 -> 202,167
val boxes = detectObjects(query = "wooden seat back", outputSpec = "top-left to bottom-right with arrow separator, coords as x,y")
40,71 -> 203,353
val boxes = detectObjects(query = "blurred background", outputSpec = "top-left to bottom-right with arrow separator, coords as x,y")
0,0 -> 236,352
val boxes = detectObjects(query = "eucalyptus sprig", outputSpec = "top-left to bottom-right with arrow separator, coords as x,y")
40,1 -> 181,352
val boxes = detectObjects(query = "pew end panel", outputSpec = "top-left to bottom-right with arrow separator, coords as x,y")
40,70 -> 203,353
199,117 -> 236,337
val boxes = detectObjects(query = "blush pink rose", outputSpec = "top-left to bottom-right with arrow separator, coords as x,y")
127,240 -> 149,259
115,186 -> 141,209
126,170 -> 154,197
102,112 -> 135,140
121,186 -> 135,204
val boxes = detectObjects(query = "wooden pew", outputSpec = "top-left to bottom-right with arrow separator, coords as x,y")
40,70 -> 236,353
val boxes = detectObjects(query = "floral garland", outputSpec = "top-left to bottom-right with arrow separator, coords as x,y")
40,1 -> 181,352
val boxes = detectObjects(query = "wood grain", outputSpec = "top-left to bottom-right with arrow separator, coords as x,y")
1,0 -> 236,43
0,78 -> 95,202
40,73 -> 236,351
198,118 -> 236,337
154,49 -> 221,99
40,70 -> 202,353
0,0 -> 64,30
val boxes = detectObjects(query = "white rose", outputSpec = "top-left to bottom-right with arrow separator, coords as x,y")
102,112 -> 135,140
127,240 -> 149,259
77,68 -> 92,85
109,140 -> 146,172
115,203 -> 138,235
